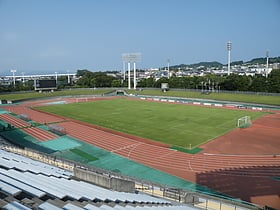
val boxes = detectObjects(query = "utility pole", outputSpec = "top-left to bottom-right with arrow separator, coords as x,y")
11,69 -> 16,87
227,41 -> 232,76
266,50 -> 269,78
167,58 -> 170,79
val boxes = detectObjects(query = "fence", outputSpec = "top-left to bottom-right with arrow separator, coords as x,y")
0,145 -> 261,210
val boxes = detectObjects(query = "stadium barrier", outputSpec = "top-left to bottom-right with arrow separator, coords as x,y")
0,145 -> 262,210
19,114 -> 31,121
48,124 -> 66,135
74,167 -> 135,193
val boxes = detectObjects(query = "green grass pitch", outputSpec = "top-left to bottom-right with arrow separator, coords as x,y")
37,98 -> 267,148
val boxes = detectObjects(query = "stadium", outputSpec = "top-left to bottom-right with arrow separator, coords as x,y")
0,90 -> 279,210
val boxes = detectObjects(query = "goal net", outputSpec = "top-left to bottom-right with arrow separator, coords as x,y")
237,116 -> 252,128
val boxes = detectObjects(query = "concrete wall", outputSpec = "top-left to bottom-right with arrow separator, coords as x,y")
74,168 -> 111,188
110,177 -> 135,193
74,168 -> 135,193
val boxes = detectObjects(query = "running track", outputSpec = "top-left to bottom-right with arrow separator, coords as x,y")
1,98 -> 280,208
0,113 -> 58,141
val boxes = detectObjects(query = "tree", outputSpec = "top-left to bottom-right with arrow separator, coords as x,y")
76,69 -> 91,77
249,75 -> 267,92
267,69 -> 280,93
93,72 -> 115,87
111,79 -> 121,87
221,74 -> 250,91
155,77 -> 169,88
137,78 -> 155,88
76,71 -> 94,87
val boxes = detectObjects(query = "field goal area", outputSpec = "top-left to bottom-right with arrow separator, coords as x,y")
237,116 -> 252,128
75,97 -> 89,103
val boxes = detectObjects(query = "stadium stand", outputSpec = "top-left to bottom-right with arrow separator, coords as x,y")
0,148 -> 191,209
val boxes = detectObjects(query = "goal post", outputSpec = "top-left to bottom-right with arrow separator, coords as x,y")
237,116 -> 252,128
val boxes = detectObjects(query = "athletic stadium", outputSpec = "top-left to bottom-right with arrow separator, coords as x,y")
0,90 -> 279,210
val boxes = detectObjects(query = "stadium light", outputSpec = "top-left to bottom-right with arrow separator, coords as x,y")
122,53 -> 141,89
167,58 -> 170,79
266,50 -> 269,78
128,62 -> 131,89
55,72 -> 58,84
10,69 -> 16,87
227,41 -> 232,76
67,70 -> 70,84
21,72 -> 25,85
122,61 -> 126,81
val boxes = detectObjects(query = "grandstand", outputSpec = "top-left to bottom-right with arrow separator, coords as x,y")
0,148 -> 191,210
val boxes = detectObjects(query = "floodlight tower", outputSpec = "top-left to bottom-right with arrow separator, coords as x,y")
128,62 -> 131,89
21,72 -> 25,85
11,69 -> 16,87
227,41 -> 232,76
133,62 -> 136,89
123,61 -> 126,81
67,70 -> 70,84
122,53 -> 141,90
55,72 -> 58,84
167,58 -> 170,79
266,50 -> 269,78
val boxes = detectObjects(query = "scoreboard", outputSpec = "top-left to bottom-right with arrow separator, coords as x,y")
34,79 -> 57,91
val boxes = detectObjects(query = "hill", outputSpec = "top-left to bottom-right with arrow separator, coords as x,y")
169,56 -> 280,69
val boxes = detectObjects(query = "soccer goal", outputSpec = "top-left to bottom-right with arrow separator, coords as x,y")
237,116 -> 252,128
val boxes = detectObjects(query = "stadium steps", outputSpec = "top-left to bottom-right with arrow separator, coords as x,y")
0,113 -> 59,141
0,113 -> 31,128
0,149 -> 192,209
57,121 -> 140,152
2,105 -> 65,124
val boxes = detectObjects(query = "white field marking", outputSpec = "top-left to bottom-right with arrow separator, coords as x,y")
157,149 -> 178,159
203,153 -> 280,157
111,142 -> 143,153
127,143 -> 144,158
188,159 -> 194,171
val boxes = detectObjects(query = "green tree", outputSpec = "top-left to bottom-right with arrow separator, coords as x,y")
76,71 -> 94,87
221,74 -> 250,91
76,69 -> 91,77
155,77 -> 169,88
137,78 -> 155,88
111,79 -> 121,87
267,69 -> 280,93
93,72 -> 115,87
249,75 -> 267,92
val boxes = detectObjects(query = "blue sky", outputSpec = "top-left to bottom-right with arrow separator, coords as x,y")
0,0 -> 279,75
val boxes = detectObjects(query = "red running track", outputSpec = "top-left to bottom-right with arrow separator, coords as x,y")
57,121 -> 280,178
57,117 -> 280,208
23,127 -> 58,141
0,113 -> 31,128
3,105 -> 65,124
4,98 -> 280,208
0,113 -> 58,141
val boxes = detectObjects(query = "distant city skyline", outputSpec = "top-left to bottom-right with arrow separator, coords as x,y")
0,0 -> 279,75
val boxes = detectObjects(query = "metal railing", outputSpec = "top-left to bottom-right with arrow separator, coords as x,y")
0,144 -> 261,210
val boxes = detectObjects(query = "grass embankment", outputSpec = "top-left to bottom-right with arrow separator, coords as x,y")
1,88 -> 279,106
0,89 -> 111,101
128,89 -> 280,106
36,98 -> 266,149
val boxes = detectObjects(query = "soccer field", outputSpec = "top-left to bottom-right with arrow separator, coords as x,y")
37,98 -> 266,148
